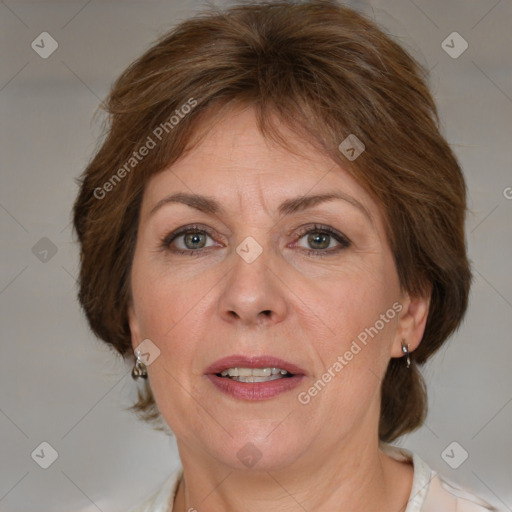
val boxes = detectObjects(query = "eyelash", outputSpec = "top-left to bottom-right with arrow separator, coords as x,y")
160,223 -> 351,257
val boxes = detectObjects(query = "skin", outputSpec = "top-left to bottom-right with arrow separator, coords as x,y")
128,106 -> 430,512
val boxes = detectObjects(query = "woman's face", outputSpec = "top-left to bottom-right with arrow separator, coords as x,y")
128,107 -> 427,472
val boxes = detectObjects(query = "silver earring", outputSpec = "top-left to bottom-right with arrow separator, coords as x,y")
401,340 -> 411,368
131,350 -> 148,380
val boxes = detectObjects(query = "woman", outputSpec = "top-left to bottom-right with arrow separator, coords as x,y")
72,1 -> 497,510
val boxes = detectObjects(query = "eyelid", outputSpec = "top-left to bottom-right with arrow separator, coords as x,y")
293,223 -> 350,243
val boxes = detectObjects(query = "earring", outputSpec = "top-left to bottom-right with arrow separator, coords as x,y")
401,340 -> 411,369
131,350 -> 148,380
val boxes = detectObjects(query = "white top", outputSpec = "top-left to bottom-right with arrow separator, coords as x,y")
129,444 -> 497,512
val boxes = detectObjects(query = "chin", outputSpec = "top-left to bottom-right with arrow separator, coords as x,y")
209,427 -> 308,472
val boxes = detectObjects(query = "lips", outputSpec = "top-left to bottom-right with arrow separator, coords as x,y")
204,355 -> 307,376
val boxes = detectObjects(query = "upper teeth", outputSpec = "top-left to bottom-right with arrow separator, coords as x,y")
220,367 -> 289,377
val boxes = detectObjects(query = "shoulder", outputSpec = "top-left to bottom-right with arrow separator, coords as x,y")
423,472 -> 499,511
129,468 -> 182,512
380,443 -> 498,512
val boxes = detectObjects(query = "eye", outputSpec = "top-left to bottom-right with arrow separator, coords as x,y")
161,224 -> 218,255
161,223 -> 350,257
294,224 -> 350,256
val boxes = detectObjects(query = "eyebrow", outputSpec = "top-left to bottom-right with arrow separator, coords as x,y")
149,191 -> 372,222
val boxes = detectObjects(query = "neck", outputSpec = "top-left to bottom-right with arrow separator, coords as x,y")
172,436 -> 413,512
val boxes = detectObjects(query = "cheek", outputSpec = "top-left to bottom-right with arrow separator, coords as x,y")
313,254 -> 396,322
309,259 -> 399,368
302,276 -> 398,423
129,259 -> 222,404
130,253 -> 213,340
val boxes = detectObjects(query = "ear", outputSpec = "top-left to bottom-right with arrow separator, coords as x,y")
390,286 -> 431,359
127,301 -> 142,354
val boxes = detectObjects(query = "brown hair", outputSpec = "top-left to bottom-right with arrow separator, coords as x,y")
73,0 -> 471,442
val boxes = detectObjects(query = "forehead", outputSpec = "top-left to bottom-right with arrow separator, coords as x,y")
176,106 -> 335,176
141,106 -> 379,223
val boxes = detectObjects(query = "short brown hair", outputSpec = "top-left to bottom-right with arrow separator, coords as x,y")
73,0 -> 471,442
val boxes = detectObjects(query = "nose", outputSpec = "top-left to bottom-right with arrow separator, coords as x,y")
217,244 -> 288,327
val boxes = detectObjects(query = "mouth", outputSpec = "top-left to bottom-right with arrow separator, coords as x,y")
217,367 -> 295,383
205,354 -> 306,378
204,355 -> 306,400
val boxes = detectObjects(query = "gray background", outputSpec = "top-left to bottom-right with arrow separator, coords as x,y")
0,0 -> 511,511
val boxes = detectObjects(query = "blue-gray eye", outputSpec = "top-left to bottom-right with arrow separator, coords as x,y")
294,224 -> 350,256
162,226 -> 215,254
